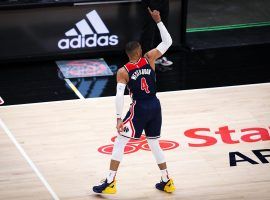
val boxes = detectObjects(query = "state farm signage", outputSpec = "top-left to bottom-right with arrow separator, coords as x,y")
98,125 -> 270,167
99,125 -> 270,152
183,125 -> 270,147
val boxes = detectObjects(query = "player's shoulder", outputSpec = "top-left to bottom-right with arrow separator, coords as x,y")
142,56 -> 150,65
144,53 -> 155,70
117,67 -> 129,83
117,66 -> 128,75
123,62 -> 134,72
124,58 -> 149,72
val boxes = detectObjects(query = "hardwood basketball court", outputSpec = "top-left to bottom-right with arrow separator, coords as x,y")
0,83 -> 270,200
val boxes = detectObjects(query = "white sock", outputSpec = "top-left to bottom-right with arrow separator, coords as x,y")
161,169 -> 169,182
106,170 -> 116,183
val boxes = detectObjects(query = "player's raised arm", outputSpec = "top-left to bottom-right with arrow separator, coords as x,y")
145,7 -> 172,68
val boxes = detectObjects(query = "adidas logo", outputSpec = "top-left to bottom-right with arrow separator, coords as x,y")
58,10 -> 119,50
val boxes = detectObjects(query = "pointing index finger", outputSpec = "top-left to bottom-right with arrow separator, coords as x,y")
148,7 -> 152,14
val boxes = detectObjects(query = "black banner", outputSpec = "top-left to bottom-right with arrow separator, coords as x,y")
0,0 -> 181,60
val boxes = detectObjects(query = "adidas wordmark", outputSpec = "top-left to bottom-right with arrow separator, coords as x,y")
58,10 -> 119,50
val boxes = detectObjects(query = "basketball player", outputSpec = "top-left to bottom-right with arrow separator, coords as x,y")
93,8 -> 175,194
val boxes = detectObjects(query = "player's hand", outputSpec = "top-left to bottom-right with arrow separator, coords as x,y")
148,7 -> 161,23
116,118 -> 124,133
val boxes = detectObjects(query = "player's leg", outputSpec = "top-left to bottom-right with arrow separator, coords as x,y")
144,98 -> 175,193
92,108 -> 133,194
92,135 -> 129,194
93,102 -> 144,194
108,134 -> 130,180
146,138 -> 175,192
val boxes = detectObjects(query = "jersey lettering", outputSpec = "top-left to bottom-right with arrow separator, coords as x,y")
124,58 -> 155,100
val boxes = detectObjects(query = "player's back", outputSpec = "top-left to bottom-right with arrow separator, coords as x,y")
124,57 -> 156,100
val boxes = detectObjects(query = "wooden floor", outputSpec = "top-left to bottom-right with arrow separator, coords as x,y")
0,83 -> 270,200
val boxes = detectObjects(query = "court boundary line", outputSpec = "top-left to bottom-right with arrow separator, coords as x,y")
65,78 -> 85,99
0,118 -> 60,200
1,82 -> 270,108
161,82 -> 270,95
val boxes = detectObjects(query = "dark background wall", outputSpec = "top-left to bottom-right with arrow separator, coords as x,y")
0,0 -> 181,61
0,0 -> 270,105
187,0 -> 270,28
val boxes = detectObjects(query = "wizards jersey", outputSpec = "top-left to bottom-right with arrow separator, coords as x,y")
124,57 -> 156,100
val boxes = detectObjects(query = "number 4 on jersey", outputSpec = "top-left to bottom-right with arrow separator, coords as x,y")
141,77 -> 150,93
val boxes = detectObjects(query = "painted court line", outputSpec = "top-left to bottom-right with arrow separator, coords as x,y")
1,82 -> 270,108
159,82 -> 270,95
0,118 -> 60,200
65,78 -> 85,99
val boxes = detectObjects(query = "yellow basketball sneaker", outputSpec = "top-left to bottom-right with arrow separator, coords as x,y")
93,179 -> 117,194
155,178 -> 175,193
